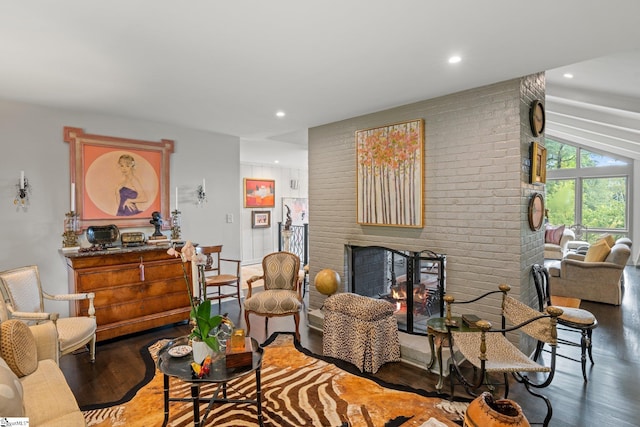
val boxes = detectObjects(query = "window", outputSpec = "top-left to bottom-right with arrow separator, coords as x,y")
545,138 -> 631,242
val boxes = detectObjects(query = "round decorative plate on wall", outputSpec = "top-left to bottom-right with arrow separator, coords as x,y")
528,193 -> 545,231
529,100 -> 545,137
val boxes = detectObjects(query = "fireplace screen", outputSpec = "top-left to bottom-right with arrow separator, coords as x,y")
348,246 -> 446,335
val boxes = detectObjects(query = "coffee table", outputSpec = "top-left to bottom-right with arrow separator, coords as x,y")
157,336 -> 264,426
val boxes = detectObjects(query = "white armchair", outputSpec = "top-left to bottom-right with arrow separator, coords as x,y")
544,226 -> 575,260
0,265 -> 96,362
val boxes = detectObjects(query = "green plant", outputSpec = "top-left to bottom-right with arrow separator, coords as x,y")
168,241 -> 225,351
189,299 -> 223,351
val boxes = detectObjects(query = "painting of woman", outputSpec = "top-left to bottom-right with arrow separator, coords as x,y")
115,154 -> 148,216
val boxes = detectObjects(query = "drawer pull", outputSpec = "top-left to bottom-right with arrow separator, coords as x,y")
139,257 -> 145,281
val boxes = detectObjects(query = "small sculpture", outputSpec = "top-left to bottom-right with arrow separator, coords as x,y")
150,211 -> 164,237
284,205 -> 292,231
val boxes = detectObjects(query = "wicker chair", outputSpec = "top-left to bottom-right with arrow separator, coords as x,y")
244,251 -> 302,341
445,285 -> 563,427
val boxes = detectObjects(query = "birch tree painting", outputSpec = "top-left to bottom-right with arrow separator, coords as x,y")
356,119 -> 424,227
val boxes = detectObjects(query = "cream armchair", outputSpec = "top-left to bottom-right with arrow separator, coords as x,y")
544,227 -> 575,260
548,242 -> 631,305
0,265 -> 97,361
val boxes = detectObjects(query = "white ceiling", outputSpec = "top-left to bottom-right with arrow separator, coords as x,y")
2,1 -> 640,167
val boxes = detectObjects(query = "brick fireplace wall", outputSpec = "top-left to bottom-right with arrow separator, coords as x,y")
307,74 -> 545,348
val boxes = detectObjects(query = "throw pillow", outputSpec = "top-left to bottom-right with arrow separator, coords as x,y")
584,239 -> 611,262
545,224 -> 565,245
0,357 -> 24,416
597,233 -> 615,248
0,320 -> 38,377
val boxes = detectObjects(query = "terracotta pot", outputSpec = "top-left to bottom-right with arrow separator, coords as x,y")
464,392 -> 530,427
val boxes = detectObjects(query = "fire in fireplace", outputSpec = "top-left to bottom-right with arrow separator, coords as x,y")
347,245 -> 446,335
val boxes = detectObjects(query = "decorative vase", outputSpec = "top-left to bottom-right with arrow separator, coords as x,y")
464,392 -> 530,427
191,339 -> 215,364
282,229 -> 293,252
314,269 -> 341,296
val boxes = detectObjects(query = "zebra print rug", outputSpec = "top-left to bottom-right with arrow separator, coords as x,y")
83,333 -> 466,426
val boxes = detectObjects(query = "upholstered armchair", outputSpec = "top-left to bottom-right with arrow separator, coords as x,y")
544,225 -> 575,260
0,265 -> 97,362
548,242 -> 631,305
244,251 -> 302,341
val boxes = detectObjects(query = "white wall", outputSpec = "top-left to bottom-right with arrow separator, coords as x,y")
0,99 -> 241,316
240,162 -> 308,265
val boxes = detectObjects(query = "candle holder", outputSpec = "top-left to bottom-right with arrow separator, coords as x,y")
171,209 -> 182,240
196,185 -> 207,206
62,211 -> 80,248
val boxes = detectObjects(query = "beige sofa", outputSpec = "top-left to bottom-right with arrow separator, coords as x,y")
547,242 -> 631,305
544,227 -> 575,260
0,319 -> 85,426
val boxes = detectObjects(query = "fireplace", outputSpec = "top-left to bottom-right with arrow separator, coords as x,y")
347,245 -> 446,335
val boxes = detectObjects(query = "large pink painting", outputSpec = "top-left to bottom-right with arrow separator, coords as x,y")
64,127 -> 174,230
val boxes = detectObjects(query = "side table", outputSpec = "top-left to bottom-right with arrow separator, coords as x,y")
427,316 -> 478,390
157,336 -> 264,426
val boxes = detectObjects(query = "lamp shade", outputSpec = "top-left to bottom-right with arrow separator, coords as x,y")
314,269 -> 341,296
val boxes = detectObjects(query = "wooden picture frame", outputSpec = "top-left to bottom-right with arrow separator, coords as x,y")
64,127 -> 174,230
251,211 -> 271,228
530,141 -> 547,185
356,119 -> 424,227
244,178 -> 275,208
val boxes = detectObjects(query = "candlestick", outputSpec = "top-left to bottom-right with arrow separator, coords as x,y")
175,187 -> 178,211
20,171 -> 24,190
71,183 -> 75,212
202,178 -> 206,193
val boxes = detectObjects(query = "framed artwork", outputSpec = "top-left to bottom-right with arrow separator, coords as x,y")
252,211 -> 271,228
282,197 -> 308,225
244,178 -> 275,208
356,119 -> 424,227
530,142 -> 547,185
64,127 -> 174,230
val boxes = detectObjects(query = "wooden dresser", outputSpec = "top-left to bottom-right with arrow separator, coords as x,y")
63,245 -> 191,341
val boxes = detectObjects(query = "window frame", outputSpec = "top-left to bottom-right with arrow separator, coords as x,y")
545,136 -> 632,241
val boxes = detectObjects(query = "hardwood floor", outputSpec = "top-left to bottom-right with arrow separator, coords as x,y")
61,266 -> 640,426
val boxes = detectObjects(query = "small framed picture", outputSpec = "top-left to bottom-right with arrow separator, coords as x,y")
530,141 -> 547,185
251,211 -> 271,228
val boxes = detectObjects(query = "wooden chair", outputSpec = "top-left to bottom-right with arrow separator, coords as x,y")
445,285 -> 563,427
532,264 -> 597,382
0,265 -> 96,362
244,251 -> 302,341
198,245 -> 242,309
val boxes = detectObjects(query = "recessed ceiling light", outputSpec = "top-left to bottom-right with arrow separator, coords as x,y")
563,73 -> 574,79
274,160 -> 279,164
448,56 -> 461,64
276,111 -> 286,118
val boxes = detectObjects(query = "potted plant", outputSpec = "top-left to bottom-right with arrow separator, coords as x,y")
168,241 -> 231,362
190,299 -> 223,359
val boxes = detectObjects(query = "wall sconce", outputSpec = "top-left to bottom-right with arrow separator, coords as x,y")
196,178 -> 207,206
290,179 -> 299,190
13,171 -> 31,207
